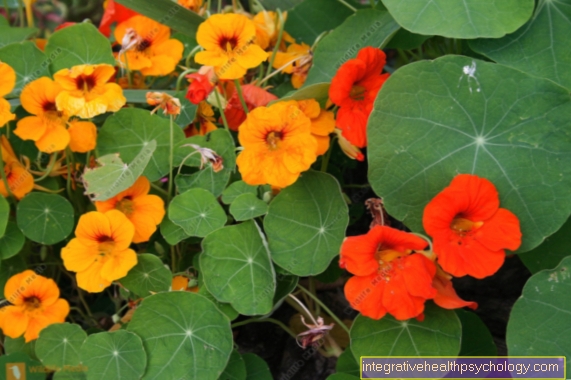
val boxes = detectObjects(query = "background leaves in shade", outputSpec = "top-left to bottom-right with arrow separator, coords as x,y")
0,196 -> 8,237
264,171 -> 348,276
368,55 -> 571,253
0,24 -> 37,49
120,253 -> 172,296
456,309 -> 497,356
507,255 -> 571,369
127,292 -> 233,380
0,222 -> 23,260
168,188 -> 227,237
0,41 -> 48,97
201,221 -> 275,315
219,350 -> 247,380
350,303 -> 461,359
243,353 -> 272,380
17,193 -> 74,245
98,108 -> 184,182
470,0 -> 571,91
44,23 -> 115,72
304,9 -> 399,86
519,217 -> 571,274
80,330 -> 146,380
35,323 -> 87,369
380,0 -> 534,38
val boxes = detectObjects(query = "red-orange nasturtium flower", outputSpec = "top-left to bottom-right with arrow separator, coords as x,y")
94,176 -> 165,244
0,270 -> 69,342
186,66 -> 216,105
236,101 -> 317,188
98,0 -> 138,37
341,225 -> 437,320
115,15 -> 184,77
0,61 -> 16,127
61,210 -> 138,293
223,84 -> 278,131
423,174 -> 522,279
432,266 -> 477,310
15,77 -> 97,153
0,136 -> 34,199
195,13 -> 268,80
54,64 -> 126,119
329,46 -> 389,148
272,42 -> 313,89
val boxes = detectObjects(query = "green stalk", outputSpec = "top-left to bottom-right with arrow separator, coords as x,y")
336,0 -> 357,12
320,136 -> 336,173
214,90 -> 230,131
264,10 -> 284,79
167,115 -> 174,204
34,153 -> 58,182
176,67 -> 198,93
16,0 -> 24,26
297,284 -> 351,334
217,0 -> 221,13
234,79 -> 249,115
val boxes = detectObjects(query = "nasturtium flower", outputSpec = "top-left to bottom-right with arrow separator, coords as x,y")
146,92 -> 181,116
341,225 -> 436,320
195,13 -> 268,80
115,15 -> 184,77
294,99 -> 335,155
54,64 -> 126,119
236,101 -> 317,188
433,267 -> 477,310
423,174 -> 522,279
0,61 -> 16,127
61,210 -> 138,293
185,101 -> 218,137
223,83 -> 278,131
171,275 -> 198,292
95,176 -> 165,244
98,0 -> 138,37
252,11 -> 289,51
0,270 -> 69,342
272,42 -> 313,89
177,0 -> 204,13
185,66 -> 216,105
329,46 -> 389,148
0,136 -> 34,199
335,129 -> 364,161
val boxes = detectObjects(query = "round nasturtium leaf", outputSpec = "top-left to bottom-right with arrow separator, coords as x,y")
0,353 -> 46,380
120,254 -> 172,296
160,218 -> 191,246
519,217 -> 571,274
221,180 -> 258,205
471,0 -> 571,92
243,353 -> 272,380
0,194 -> 9,237
80,330 -> 146,380
336,348 -> 360,377
0,221 -> 25,260
229,193 -> 268,221
219,350 -> 247,380
368,55 -> 571,253
507,255 -> 571,368
35,323 -> 87,369
17,193 -> 74,245
169,188 -> 227,237
350,303 -> 462,359
201,221 -> 275,315
381,0 -> 534,39
4,336 -> 37,360
98,108 -> 185,182
264,170 -> 349,276
127,292 -> 233,380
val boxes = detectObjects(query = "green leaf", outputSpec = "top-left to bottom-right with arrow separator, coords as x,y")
470,0 -> 571,91
456,309 -> 497,356
385,28 -> 431,50
264,171 -> 349,276
243,353 -> 272,380
127,292 -> 233,380
274,83 -> 330,108
221,181 -> 258,205
115,0 -> 204,38
350,303 -> 461,358
80,330 -> 146,380
0,41 -> 48,97
120,254 -> 172,296
519,217 -> 571,274
219,350 -> 247,380
197,283 -> 240,322
229,193 -> 268,221
381,0 -> 534,38
175,129 -> 236,197
174,95 -> 198,128
304,9 -> 399,86
327,374 -> 360,380
4,336 -> 37,360
172,32 -> 198,59
0,353 -> 46,380
169,188 -> 227,237
507,255 -> 571,368
84,140 -> 157,201
368,55 -> 571,252
285,0 -> 354,44
0,25 -> 38,48
259,0 -> 304,10
0,222 -> 24,260
16,193 -> 74,245
98,107 -> 184,181
44,23 -> 115,72
123,89 -> 176,103
0,254 -> 26,290
160,217 -> 190,245
336,348 -> 360,377
35,323 -> 87,369
273,273 -> 298,305
201,221 -> 275,315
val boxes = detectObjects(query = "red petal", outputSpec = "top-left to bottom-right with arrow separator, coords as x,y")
344,274 -> 387,320
475,208 -> 521,252
433,274 -> 477,310
99,0 -> 138,37
356,47 -> 387,79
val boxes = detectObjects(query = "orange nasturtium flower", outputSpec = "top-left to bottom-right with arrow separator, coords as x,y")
177,0 -> 204,13
61,210 -> 138,293
0,61 -> 16,127
293,99 -> 335,155
115,15 -> 184,77
94,176 -> 165,244
15,77 -> 97,153
0,136 -> 34,199
54,64 -> 126,119
272,42 -> 313,89
146,92 -> 181,116
98,0 -> 138,37
171,275 -> 198,292
223,83 -> 278,131
423,174 -> 522,279
195,13 -> 268,80
185,101 -> 218,137
236,101 -> 317,188
0,270 -> 69,342
341,225 -> 437,320
252,11 -> 290,51
329,46 -> 390,148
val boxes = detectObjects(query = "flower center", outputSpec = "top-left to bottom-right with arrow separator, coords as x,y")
96,235 -> 116,257
136,39 -> 152,52
42,101 -> 57,112
116,197 -> 134,216
450,217 -> 483,237
76,75 -> 96,93
374,248 -> 406,282
349,85 -> 366,101
219,36 -> 238,52
265,131 -> 283,151
24,296 -> 41,311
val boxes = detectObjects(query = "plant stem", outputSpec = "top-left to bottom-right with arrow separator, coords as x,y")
217,0 -> 221,13
234,79 -> 249,115
320,137 -> 335,173
167,116 -> 174,204
288,293 -> 318,325
336,0 -> 357,12
176,67 -> 198,92
149,181 -> 169,197
16,0 -> 24,26
297,284 -> 351,334
370,0 -> 375,8
231,318 -> 298,339
34,153 -> 58,182
214,90 -> 230,131
309,277 -> 320,316
2,0 -> 10,25
264,10 -> 284,79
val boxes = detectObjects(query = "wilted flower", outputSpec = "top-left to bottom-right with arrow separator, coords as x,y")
146,92 -> 181,116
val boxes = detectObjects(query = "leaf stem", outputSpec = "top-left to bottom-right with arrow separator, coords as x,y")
336,0 -> 357,12
233,79 -> 249,115
176,67 -> 198,93
264,10 -> 284,79
33,152 -> 58,182
297,284 -> 350,334
320,136 -> 335,173
167,115 -> 174,204
214,90 -> 230,131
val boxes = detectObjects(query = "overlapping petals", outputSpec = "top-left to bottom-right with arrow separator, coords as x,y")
223,84 -> 278,131
0,136 -> 34,199
273,42 -> 312,89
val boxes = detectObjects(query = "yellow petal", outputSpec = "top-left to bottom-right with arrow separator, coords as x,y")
61,238 -> 99,273
76,261 -> 112,293
100,248 -> 137,282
